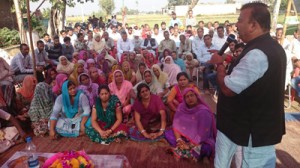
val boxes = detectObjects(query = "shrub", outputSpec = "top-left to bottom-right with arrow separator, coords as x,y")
0,27 -> 20,48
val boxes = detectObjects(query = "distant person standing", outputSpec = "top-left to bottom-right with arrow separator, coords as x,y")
211,2 -> 286,167
185,10 -> 197,27
169,12 -> 182,27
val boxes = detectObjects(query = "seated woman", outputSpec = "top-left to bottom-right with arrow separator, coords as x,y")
0,108 -> 27,153
79,50 -> 89,62
78,73 -> 99,107
85,85 -> 128,144
45,68 -> 57,87
167,72 -> 200,120
127,52 -> 141,72
165,88 -> 216,163
145,52 -> 157,69
135,62 -> 148,83
15,75 -> 37,124
56,56 -> 74,75
132,70 -> 163,99
69,61 -> 85,86
28,82 -> 55,136
96,53 -> 110,76
108,64 -> 121,84
49,80 -> 90,139
163,56 -> 182,87
108,70 -> 133,116
129,83 -> 167,142
122,61 -> 136,85
151,64 -> 170,99
52,73 -> 68,96
0,57 -> 15,112
89,67 -> 107,86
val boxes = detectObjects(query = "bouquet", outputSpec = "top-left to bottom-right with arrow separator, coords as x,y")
43,150 -> 94,168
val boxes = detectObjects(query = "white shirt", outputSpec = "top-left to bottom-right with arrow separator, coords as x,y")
192,36 -> 205,58
152,34 -> 164,44
225,49 -> 268,94
185,17 -> 197,27
290,38 -> 300,59
212,35 -> 227,50
117,38 -> 134,60
109,32 -> 121,42
198,44 -> 217,63
10,52 -> 33,73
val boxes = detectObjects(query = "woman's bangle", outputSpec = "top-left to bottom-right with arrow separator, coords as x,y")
160,128 -> 165,132
140,130 -> 146,134
176,138 -> 182,142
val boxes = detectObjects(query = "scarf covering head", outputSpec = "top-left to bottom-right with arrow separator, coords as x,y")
173,88 -> 216,145
135,62 -> 148,83
141,69 -> 162,94
28,82 -> 54,122
163,56 -> 181,86
62,80 -> 83,118
121,61 -> 133,81
45,67 -> 57,85
96,53 -> 109,74
95,95 -> 121,129
86,58 -> 95,69
151,64 -> 168,88
79,50 -> 88,60
56,56 -> 74,75
78,73 -> 99,107
17,75 -> 37,100
108,70 -> 133,104
52,73 -> 68,95
145,52 -> 158,68
69,61 -> 85,86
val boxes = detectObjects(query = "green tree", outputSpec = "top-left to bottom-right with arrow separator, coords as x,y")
99,0 -> 115,19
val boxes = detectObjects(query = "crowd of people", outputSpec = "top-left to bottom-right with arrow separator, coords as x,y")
0,2 -> 295,167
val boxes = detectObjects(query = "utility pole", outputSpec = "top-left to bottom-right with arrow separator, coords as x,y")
26,0 -> 37,78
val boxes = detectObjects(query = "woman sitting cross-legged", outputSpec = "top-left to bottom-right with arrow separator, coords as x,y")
108,70 -> 133,117
77,73 -> 99,107
28,82 -> 55,136
49,80 -> 90,139
167,72 -> 200,121
129,83 -> 167,142
165,88 -> 216,163
85,85 -> 128,144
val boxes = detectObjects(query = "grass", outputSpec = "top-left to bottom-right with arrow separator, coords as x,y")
66,14 -> 300,35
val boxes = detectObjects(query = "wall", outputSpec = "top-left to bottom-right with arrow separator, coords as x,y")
175,3 -> 241,16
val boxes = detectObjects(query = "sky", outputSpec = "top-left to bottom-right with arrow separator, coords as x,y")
30,0 -> 250,16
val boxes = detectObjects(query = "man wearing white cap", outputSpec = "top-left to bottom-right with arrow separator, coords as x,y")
132,31 -> 143,54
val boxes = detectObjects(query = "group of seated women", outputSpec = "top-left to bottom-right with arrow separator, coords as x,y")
0,48 -> 216,162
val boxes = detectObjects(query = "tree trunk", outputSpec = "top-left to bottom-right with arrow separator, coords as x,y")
13,0 -> 27,43
47,0 -> 66,38
271,0 -> 282,33
186,0 -> 199,16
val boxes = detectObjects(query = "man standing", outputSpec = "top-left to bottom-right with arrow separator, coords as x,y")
169,12 -> 182,27
211,2 -> 286,167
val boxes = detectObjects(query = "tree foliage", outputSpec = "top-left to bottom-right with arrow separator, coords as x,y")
168,0 -> 192,6
99,0 -> 115,16
0,27 -> 20,48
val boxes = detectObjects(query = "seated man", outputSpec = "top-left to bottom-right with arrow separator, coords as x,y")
117,31 -> 134,62
140,32 -> 158,56
102,32 -> 116,58
10,44 -> 33,83
132,32 -> 143,54
46,35 -> 63,65
34,40 -> 53,82
178,34 -> 192,58
158,31 -> 176,60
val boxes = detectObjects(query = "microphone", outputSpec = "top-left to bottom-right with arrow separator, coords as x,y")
217,34 -> 236,56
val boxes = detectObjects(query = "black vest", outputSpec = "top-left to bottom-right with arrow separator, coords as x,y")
217,33 -> 286,147
143,38 -> 156,47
